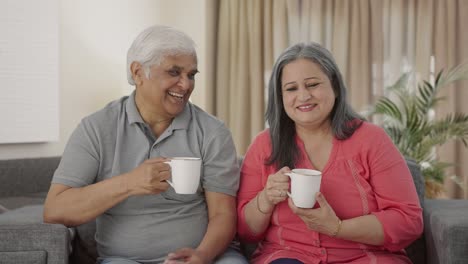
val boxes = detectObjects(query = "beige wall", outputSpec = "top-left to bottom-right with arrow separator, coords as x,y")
0,0 -> 210,159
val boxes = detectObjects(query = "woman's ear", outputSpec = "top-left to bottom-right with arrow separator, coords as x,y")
130,62 -> 144,86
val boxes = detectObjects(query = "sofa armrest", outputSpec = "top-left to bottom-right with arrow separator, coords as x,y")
0,223 -> 70,264
424,199 -> 468,264
0,205 -> 72,264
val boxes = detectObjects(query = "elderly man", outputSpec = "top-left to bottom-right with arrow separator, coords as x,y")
44,25 -> 247,264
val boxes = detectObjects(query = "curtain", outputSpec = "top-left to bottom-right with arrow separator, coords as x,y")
432,0 -> 468,198
215,0 -> 289,154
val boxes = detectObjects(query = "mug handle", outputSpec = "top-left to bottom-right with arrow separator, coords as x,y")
163,161 -> 174,188
284,172 -> 293,197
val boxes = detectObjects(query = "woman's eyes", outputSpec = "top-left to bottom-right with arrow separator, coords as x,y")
285,83 -> 319,91
306,83 -> 320,88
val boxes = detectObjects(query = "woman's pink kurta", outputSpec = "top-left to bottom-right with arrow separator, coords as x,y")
237,122 -> 423,264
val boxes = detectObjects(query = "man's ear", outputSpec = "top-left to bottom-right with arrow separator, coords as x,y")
130,62 -> 144,86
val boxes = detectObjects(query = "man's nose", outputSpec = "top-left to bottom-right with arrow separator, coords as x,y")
177,75 -> 192,90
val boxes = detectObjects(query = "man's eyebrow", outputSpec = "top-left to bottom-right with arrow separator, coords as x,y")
168,65 -> 182,70
168,65 -> 198,73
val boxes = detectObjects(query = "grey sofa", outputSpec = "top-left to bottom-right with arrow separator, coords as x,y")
1,157 -> 468,264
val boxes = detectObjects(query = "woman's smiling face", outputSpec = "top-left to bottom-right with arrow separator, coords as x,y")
281,58 -> 336,128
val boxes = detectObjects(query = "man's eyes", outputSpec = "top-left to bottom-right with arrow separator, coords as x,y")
167,69 -> 197,80
188,73 -> 196,80
168,69 -> 180,76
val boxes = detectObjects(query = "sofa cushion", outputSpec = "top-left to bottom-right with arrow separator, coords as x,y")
0,250 -> 47,264
0,192 -> 47,211
0,205 -> 45,224
424,199 -> 468,264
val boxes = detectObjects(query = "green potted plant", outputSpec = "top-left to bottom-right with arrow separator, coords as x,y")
368,64 -> 468,198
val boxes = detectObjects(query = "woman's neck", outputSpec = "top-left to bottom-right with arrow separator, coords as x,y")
295,120 -> 333,144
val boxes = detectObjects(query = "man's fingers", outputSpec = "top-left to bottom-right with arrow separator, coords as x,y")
145,157 -> 170,164
167,248 -> 193,259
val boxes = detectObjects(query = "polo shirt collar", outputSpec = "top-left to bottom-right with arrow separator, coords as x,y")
126,90 -> 191,130
126,91 -> 145,125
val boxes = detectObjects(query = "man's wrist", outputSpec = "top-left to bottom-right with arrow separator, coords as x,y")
195,248 -> 212,264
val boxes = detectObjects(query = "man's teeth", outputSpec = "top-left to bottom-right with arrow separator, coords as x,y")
168,91 -> 184,98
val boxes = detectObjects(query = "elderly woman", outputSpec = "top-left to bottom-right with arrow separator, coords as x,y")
43,25 -> 247,264
237,42 -> 423,264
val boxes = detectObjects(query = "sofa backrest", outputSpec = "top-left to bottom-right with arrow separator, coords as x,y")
0,157 -> 61,197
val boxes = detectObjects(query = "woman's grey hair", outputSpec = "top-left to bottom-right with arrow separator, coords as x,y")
266,42 -> 364,169
126,25 -> 197,85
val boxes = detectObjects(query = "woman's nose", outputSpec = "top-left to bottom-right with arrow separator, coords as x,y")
298,88 -> 312,101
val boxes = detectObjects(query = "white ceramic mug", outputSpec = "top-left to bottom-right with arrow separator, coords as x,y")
164,157 -> 201,194
285,169 -> 322,208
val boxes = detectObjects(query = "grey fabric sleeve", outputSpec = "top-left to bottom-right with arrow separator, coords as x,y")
52,118 -> 100,187
201,124 -> 240,196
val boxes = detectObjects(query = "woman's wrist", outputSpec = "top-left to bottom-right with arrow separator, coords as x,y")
330,218 -> 342,237
256,190 -> 274,214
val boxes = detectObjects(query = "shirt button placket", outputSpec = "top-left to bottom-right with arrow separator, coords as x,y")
320,248 -> 327,261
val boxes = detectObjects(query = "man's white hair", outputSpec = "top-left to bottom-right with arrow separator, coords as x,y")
126,25 -> 197,85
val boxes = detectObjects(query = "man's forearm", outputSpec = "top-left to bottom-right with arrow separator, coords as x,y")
196,212 -> 236,262
43,174 -> 132,227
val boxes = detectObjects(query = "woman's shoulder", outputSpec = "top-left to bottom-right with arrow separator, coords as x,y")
252,128 -> 272,145
245,129 -> 272,154
351,121 -> 388,141
339,121 -> 391,152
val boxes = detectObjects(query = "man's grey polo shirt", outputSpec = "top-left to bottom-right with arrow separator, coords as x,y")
52,91 -> 240,263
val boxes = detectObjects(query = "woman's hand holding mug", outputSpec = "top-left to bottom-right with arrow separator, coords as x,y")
261,167 -> 292,208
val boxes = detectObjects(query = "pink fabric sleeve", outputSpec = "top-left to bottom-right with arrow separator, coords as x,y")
237,131 -> 270,242
367,128 -> 424,251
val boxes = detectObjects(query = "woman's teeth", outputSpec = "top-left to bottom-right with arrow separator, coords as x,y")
298,104 -> 314,110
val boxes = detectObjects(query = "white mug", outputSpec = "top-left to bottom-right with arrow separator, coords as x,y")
164,157 -> 201,194
285,169 -> 322,208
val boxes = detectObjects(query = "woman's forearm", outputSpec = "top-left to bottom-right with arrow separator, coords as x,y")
336,214 -> 384,245
244,190 -> 274,235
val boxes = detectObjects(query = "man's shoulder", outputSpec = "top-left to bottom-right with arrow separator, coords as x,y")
189,103 -> 227,132
76,96 -> 128,140
82,96 -> 128,127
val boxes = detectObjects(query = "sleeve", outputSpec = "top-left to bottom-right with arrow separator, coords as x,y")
367,128 -> 424,251
201,124 -> 240,196
236,132 -> 269,242
52,118 -> 100,187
